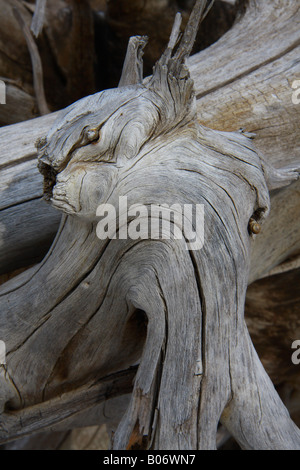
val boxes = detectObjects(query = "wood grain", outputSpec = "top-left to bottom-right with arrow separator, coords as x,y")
0,0 -> 299,450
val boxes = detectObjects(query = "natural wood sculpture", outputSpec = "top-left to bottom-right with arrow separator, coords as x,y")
0,0 -> 299,450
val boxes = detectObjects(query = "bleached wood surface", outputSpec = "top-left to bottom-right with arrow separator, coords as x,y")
1,1 -> 299,276
0,112 -> 61,274
0,0 -> 299,450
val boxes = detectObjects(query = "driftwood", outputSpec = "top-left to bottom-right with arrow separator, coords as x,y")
246,268 -> 300,395
1,0 -> 300,276
2,0 -> 234,125
13,3 -> 50,116
0,111 -> 61,274
0,0 -> 300,450
105,0 -> 237,87
0,0 -> 96,125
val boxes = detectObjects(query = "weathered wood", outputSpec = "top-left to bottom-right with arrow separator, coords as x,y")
0,367 -> 136,444
0,0 -> 96,125
31,0 -> 47,38
246,268 -> 300,393
13,2 -> 50,116
0,112 -> 61,274
249,182 -> 300,282
0,0 -> 299,450
1,0 -> 299,276
190,0 -> 300,168
244,267 -> 300,437
105,0 -> 237,87
1,430 -> 70,450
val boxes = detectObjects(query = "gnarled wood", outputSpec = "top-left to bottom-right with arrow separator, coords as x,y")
1,0 -> 299,276
0,0 -> 299,450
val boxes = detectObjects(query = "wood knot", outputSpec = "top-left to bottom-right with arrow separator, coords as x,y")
36,137 -> 47,150
248,217 -> 261,235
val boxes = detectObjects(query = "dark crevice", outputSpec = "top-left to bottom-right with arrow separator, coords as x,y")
37,161 -> 57,201
0,153 -> 37,171
6,314 -> 51,358
188,248 -> 206,450
0,215 -> 66,296
0,195 -> 42,212
145,268 -> 168,450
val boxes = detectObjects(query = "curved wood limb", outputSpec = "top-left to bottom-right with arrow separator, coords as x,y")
0,0 -> 299,449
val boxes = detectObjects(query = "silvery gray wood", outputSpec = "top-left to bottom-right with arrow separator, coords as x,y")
1,0 -> 299,276
0,0 -> 299,450
31,0 -> 47,38
1,1 -> 299,277
0,111 -> 61,274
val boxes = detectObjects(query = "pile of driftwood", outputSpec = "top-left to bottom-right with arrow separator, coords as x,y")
0,0 -> 299,450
